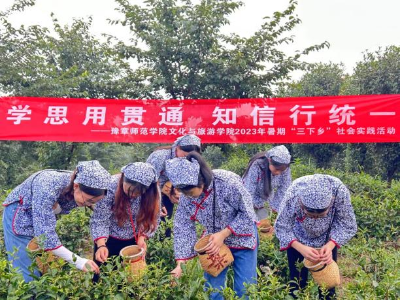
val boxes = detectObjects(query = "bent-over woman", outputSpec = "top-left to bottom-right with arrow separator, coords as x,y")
2,160 -> 111,282
90,162 -> 160,281
166,152 -> 257,300
243,145 -> 292,220
275,174 -> 357,299
146,134 -> 201,237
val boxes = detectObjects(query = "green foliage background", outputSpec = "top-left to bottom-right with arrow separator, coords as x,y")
0,0 -> 399,299
1,160 -> 399,299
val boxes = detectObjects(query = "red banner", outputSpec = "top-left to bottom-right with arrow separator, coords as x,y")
0,95 -> 399,143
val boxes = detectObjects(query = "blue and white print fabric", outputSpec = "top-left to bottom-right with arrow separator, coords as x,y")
275,174 -> 357,250
173,169 -> 257,260
146,135 -> 201,188
3,170 -> 76,250
296,174 -> 335,209
165,158 -> 200,187
146,148 -> 174,187
266,145 -> 291,164
74,160 -> 111,190
90,174 -> 161,241
121,162 -> 158,187
173,134 -> 201,148
242,159 -> 292,211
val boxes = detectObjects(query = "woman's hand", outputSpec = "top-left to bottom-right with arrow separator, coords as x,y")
137,236 -> 147,255
95,246 -> 109,263
160,206 -> 168,217
83,260 -> 100,274
292,241 -> 321,262
319,241 -> 336,265
171,262 -> 183,278
204,228 -> 231,256
170,191 -> 181,204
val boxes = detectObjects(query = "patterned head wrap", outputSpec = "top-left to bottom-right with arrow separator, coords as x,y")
298,174 -> 333,209
74,160 -> 111,190
174,134 -> 201,148
266,145 -> 291,164
165,157 -> 200,187
121,162 -> 158,187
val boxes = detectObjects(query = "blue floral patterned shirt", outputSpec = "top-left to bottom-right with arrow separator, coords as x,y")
243,158 -> 292,211
3,170 -> 76,250
173,169 -> 257,260
146,148 -> 176,188
275,175 -> 357,250
90,174 -> 161,241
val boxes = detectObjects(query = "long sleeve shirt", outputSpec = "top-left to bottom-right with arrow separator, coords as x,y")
146,148 -> 176,188
243,158 -> 292,211
2,170 -> 76,250
275,175 -> 357,250
173,169 -> 257,260
90,174 -> 161,241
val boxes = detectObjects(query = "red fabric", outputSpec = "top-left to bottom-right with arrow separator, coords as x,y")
94,236 -> 108,242
227,225 -> 253,237
330,238 -> 341,249
190,190 -> 211,221
176,255 -> 197,262
127,205 -> 138,243
280,239 -> 298,251
1,95 -> 399,143
45,244 -> 63,251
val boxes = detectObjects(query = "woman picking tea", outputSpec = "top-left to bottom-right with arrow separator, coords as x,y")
275,174 -> 357,299
166,152 -> 258,300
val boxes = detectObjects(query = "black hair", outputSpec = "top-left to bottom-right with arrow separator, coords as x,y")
242,151 -> 289,198
303,206 -> 329,214
178,151 -> 213,192
79,184 -> 107,197
60,170 -> 106,201
179,145 -> 201,154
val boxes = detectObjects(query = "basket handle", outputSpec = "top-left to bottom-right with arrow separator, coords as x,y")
194,239 -> 212,254
303,260 -> 327,272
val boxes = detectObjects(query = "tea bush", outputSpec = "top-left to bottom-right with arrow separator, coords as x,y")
1,163 -> 399,299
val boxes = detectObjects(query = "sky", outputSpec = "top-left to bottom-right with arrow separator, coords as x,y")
1,0 -> 400,78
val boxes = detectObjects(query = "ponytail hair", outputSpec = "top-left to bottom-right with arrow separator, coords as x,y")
180,152 -> 213,192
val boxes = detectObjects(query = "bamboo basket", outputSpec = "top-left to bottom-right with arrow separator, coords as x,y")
120,245 -> 147,279
194,234 -> 234,277
26,237 -> 56,274
258,219 -> 274,240
304,259 -> 341,289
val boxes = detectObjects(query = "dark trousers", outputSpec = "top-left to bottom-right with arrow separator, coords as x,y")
160,194 -> 174,238
93,236 -> 136,282
287,246 -> 337,299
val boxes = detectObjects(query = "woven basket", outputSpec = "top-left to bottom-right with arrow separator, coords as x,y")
194,234 -> 234,277
120,245 -> 147,279
26,237 -> 56,274
258,219 -> 274,240
304,259 -> 341,289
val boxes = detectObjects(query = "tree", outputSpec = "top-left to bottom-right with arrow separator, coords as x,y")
114,0 -> 328,99
278,62 -> 346,97
277,63 -> 347,168
349,46 -> 400,184
0,4 -> 148,172
0,17 -> 138,99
